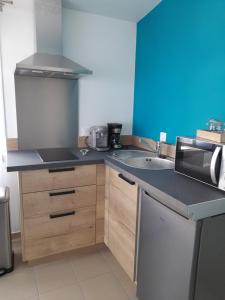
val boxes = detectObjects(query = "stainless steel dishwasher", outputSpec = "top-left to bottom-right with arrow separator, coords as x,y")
0,187 -> 14,276
137,190 -> 225,300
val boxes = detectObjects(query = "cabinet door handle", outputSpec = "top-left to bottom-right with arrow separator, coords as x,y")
49,211 -> 76,219
49,190 -> 75,197
118,174 -> 135,185
48,167 -> 75,173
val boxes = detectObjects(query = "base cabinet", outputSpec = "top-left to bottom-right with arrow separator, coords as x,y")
20,164 -> 105,262
104,166 -> 138,281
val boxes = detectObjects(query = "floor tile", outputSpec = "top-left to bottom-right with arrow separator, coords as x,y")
100,248 -> 122,273
34,259 -> 77,294
69,251 -> 111,281
113,267 -> 137,298
39,284 -> 85,300
80,273 -> 129,300
101,248 -> 137,298
0,269 -> 38,300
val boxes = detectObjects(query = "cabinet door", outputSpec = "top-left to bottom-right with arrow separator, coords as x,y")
107,167 -> 138,281
108,211 -> 136,280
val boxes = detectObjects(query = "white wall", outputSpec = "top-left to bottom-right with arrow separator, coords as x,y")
1,0 -> 36,232
63,9 -> 136,136
1,0 -> 36,138
1,5 -> 136,232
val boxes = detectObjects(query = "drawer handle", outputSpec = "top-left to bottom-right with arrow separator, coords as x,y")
49,211 -> 76,219
49,190 -> 75,197
48,167 -> 75,173
118,174 -> 135,185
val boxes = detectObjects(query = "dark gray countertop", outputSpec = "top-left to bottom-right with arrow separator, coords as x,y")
6,147 -> 225,220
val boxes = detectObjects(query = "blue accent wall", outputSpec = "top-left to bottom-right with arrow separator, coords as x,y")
133,0 -> 225,143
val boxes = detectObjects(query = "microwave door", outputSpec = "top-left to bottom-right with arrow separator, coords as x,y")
176,141 -> 222,186
210,146 -> 222,185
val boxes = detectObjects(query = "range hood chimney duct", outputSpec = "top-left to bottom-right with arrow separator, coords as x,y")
15,0 -> 92,80
35,0 -> 62,55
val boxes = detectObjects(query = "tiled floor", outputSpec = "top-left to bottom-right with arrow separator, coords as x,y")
0,239 -> 137,300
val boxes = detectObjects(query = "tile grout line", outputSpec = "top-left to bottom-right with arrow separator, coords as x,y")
67,256 -> 89,300
99,250 -> 136,300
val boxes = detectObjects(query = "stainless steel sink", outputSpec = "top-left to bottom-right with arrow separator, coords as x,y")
111,150 -> 157,160
109,150 -> 174,170
123,156 -> 174,170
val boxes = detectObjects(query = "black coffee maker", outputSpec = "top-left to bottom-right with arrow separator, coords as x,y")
108,123 -> 123,149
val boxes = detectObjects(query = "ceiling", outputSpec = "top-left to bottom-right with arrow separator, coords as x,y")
62,0 -> 161,22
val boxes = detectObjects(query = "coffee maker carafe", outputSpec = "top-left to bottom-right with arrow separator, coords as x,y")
108,123 -> 122,149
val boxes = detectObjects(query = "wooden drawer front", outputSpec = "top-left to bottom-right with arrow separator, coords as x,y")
110,168 -> 138,201
23,185 -> 97,218
25,227 -> 95,261
21,165 -> 97,193
24,206 -> 96,240
108,215 -> 135,280
109,184 -> 137,234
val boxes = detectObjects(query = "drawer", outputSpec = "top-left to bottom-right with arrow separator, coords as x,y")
109,184 -> 137,234
21,165 -> 97,193
24,206 -> 96,240
23,185 -> 97,218
110,168 -> 138,201
108,214 -> 135,280
24,226 -> 95,261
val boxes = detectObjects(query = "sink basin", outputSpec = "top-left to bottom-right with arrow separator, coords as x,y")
111,150 -> 157,160
123,156 -> 174,170
109,150 -> 174,170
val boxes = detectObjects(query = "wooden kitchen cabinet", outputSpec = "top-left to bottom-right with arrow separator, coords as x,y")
96,165 -> 106,243
19,164 -> 105,262
21,165 -> 96,193
104,166 -> 138,281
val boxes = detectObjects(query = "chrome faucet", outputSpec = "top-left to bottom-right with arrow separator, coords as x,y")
156,141 -> 161,157
139,138 -> 161,157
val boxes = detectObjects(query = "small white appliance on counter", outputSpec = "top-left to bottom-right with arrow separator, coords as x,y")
88,126 -> 110,152
175,137 -> 225,191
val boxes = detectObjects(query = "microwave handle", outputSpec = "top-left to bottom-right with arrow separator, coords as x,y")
210,146 -> 221,184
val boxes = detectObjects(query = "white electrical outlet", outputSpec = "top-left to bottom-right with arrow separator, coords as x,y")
80,127 -> 89,136
160,132 -> 167,143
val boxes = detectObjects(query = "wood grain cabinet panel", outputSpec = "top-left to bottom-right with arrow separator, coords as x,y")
96,219 -> 104,244
96,185 -> 105,219
108,215 -> 136,280
20,164 -> 98,261
21,165 -> 97,193
110,168 -> 138,201
24,206 -> 96,240
109,184 -> 137,235
104,166 -> 138,281
104,166 -> 110,246
25,227 -> 95,261
97,164 -> 105,185
23,185 -> 97,218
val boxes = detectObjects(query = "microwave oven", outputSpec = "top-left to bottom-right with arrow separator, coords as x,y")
175,137 -> 225,191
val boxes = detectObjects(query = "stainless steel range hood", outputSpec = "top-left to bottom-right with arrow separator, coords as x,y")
15,0 -> 92,80
15,53 -> 92,79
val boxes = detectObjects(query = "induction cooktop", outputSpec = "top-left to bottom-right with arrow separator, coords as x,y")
38,148 -> 79,162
